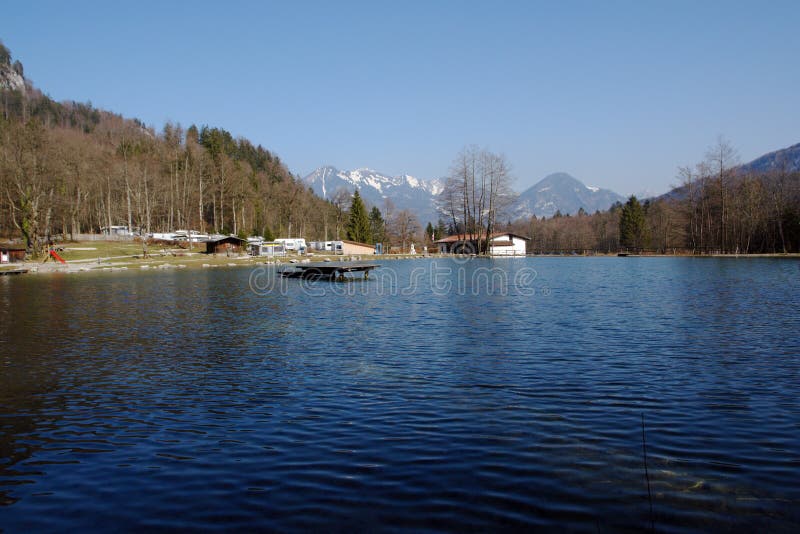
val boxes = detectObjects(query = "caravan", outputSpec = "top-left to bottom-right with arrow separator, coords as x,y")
274,238 -> 307,254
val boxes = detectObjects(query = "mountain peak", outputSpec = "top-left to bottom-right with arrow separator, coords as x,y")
541,172 -> 580,183
512,172 -> 624,218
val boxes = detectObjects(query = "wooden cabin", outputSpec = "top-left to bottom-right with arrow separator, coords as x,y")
0,243 -> 26,264
205,236 -> 247,255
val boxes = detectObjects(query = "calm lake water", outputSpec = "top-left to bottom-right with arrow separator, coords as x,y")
1,257 -> 799,532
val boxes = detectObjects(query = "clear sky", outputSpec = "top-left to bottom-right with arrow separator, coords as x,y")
4,0 -> 799,195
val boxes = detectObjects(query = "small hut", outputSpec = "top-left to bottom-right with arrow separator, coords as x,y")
340,240 -> 376,255
0,243 -> 26,264
205,236 -> 247,255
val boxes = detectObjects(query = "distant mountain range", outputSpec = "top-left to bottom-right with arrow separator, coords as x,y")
303,167 -> 443,223
306,142 -> 799,223
304,166 -> 624,222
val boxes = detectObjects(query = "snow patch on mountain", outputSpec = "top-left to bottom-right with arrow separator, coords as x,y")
304,166 -> 443,223
305,167 -> 625,223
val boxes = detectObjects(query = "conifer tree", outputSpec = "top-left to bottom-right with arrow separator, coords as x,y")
346,190 -> 371,243
368,206 -> 385,244
619,195 -> 648,249
435,218 -> 447,240
425,222 -> 434,242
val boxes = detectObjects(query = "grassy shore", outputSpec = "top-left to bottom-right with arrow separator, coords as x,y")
2,241 -> 798,276
0,240 -> 432,275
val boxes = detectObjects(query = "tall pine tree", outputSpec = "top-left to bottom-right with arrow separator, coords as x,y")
346,190 -> 371,243
425,222 -> 435,242
619,195 -> 648,250
435,218 -> 447,240
368,206 -> 385,244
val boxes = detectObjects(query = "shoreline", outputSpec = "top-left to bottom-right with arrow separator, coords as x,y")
3,250 -> 798,278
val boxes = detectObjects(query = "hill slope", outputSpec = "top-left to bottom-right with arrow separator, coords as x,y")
738,142 -> 800,174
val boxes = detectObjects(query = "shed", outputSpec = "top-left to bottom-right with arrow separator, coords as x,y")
0,243 -> 26,264
205,236 -> 247,255
488,233 -> 529,256
434,232 -> 529,256
340,240 -> 376,255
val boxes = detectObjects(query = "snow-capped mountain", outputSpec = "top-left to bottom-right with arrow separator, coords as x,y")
304,166 -> 443,224
305,166 -> 625,222
510,172 -> 624,219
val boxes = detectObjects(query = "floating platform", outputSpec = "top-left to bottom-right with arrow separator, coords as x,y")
280,262 -> 379,281
0,268 -> 29,276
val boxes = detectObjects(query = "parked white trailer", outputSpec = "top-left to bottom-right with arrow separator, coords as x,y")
275,238 -> 307,254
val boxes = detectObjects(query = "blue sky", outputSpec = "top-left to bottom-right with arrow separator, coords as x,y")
4,0 -> 799,195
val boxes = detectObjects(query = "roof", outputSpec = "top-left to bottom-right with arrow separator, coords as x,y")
434,232 -> 530,244
205,236 -> 247,244
434,233 -> 482,243
497,233 -> 530,241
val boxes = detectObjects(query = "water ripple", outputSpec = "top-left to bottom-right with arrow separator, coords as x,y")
1,258 -> 799,531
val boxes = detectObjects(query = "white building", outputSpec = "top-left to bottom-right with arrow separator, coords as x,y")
434,232 -> 529,256
488,233 -> 528,256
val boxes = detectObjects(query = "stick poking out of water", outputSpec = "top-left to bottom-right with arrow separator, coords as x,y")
642,412 -> 655,531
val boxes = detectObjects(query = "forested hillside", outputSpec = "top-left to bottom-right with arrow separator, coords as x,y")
508,139 -> 800,254
0,41 -> 339,252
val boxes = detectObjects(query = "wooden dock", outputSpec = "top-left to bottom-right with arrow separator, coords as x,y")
0,268 -> 29,276
280,262 -> 379,281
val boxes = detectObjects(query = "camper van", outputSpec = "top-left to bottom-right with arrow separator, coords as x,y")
250,241 -> 286,257
274,238 -> 307,254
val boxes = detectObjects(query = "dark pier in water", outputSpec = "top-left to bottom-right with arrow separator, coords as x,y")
0,269 -> 29,276
280,262 -> 379,281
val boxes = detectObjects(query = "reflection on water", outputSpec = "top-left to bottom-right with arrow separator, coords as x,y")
1,258 -> 799,531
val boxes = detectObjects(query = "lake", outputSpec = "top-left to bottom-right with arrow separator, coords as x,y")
1,257 -> 799,531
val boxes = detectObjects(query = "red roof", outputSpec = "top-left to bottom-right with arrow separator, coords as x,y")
434,233 -> 482,243
434,232 -> 529,244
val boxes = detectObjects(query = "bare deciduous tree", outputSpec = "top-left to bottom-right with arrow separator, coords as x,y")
440,146 -> 516,253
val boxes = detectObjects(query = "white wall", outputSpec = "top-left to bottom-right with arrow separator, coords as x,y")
489,235 -> 527,256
